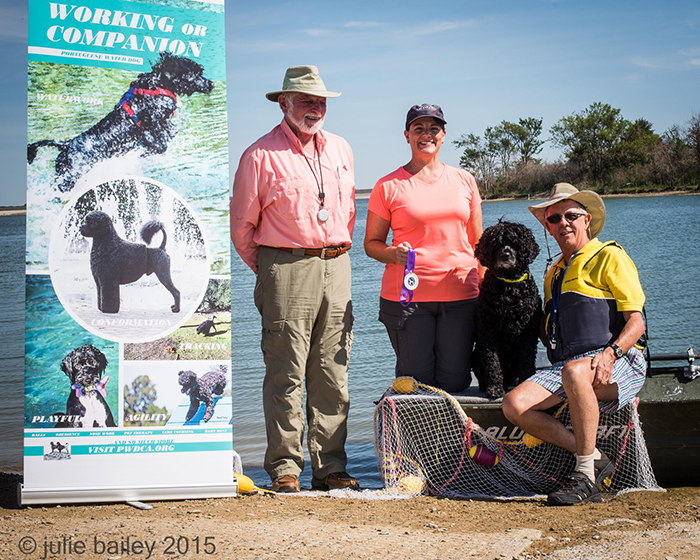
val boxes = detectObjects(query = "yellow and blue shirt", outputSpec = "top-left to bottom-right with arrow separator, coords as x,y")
543,238 -> 645,363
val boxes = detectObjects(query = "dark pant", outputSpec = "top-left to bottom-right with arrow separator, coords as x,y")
379,297 -> 476,393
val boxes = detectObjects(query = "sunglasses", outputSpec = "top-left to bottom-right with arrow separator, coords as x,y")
545,212 -> 587,225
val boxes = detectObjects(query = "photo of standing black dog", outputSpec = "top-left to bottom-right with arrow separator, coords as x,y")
55,344 -> 116,428
473,220 -> 542,399
178,366 -> 227,422
80,210 -> 180,314
27,52 -> 214,193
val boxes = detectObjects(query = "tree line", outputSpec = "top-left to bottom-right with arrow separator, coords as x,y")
454,102 -> 700,198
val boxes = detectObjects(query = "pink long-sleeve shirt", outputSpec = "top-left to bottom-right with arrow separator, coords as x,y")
230,119 -> 356,272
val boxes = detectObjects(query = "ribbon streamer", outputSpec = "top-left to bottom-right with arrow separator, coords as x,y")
400,249 -> 418,307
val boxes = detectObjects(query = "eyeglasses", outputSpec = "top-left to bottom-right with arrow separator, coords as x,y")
545,212 -> 587,225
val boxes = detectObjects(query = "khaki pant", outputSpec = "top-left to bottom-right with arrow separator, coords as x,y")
254,246 -> 353,481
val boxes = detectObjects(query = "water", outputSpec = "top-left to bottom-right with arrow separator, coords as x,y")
2,195 -> 699,488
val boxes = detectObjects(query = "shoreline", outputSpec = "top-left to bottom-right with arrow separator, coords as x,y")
2,190 -> 697,212
483,189 -> 699,203
0,208 -> 27,216
1,472 -> 698,560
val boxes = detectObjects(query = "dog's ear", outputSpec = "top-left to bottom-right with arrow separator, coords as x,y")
520,226 -> 540,264
94,347 -> 108,372
60,353 -> 76,382
474,232 -> 494,269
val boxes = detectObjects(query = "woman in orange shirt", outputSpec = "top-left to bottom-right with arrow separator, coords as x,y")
364,104 -> 483,392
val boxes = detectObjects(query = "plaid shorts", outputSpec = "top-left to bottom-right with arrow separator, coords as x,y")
528,346 -> 647,414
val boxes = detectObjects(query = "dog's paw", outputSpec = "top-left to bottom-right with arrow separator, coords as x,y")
171,304 -> 180,313
485,386 -> 505,400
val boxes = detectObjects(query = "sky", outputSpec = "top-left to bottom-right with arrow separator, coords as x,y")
1,0 -> 699,206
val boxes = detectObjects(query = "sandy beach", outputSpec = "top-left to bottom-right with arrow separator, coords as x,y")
1,473 -> 698,560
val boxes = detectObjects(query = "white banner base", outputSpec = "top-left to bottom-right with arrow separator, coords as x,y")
19,481 -> 238,506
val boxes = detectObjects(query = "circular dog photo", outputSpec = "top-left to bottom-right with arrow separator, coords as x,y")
49,176 -> 209,343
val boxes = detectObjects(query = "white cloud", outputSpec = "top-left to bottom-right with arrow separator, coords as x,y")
690,59 -> 700,66
413,20 -> 469,35
302,28 -> 331,37
629,57 -> 664,70
344,21 -> 383,28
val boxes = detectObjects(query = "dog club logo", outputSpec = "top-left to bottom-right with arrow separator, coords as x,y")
44,441 -> 71,461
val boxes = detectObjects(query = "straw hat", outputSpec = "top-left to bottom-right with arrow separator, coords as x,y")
265,65 -> 340,102
528,183 -> 606,239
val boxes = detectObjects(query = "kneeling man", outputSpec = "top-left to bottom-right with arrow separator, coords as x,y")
503,183 -> 647,505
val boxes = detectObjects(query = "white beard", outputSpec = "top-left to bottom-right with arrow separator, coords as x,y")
289,113 -> 324,136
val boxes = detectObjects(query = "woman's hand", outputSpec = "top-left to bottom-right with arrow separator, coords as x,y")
395,242 -> 412,266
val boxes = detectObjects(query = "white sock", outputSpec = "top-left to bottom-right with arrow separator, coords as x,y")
592,448 -> 602,461
575,453 -> 595,483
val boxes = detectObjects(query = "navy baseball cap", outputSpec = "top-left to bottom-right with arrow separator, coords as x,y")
405,104 -> 446,130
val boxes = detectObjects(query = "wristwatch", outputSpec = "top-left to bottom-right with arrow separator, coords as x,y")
606,343 -> 624,360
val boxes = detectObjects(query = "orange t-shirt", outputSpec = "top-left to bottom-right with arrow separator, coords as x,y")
368,165 -> 482,302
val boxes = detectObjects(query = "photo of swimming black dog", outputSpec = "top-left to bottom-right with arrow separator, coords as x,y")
55,344 -> 116,428
80,210 -> 180,314
178,367 -> 227,422
27,52 -> 214,192
473,220 -> 542,399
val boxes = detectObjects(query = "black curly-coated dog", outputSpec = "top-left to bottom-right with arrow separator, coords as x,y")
178,367 -> 227,422
196,316 -> 217,336
55,344 -> 116,428
27,52 -> 214,192
473,220 -> 542,399
80,210 -> 180,314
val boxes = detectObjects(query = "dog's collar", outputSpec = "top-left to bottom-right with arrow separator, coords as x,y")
496,272 -> 532,283
72,376 -> 109,399
119,85 -> 177,126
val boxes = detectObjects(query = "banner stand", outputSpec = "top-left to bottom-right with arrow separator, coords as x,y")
24,0 -> 236,505
20,481 -> 238,506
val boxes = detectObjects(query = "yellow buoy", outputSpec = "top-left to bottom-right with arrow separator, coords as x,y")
396,475 -> 425,494
234,473 -> 255,494
392,377 -> 417,394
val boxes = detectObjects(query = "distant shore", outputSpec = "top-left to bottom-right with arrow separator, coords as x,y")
483,189 -> 700,203
0,206 -> 26,216
2,189 -> 697,215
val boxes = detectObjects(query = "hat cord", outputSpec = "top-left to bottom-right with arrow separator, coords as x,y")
542,225 -> 561,280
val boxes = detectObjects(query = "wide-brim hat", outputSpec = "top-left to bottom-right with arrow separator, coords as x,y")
265,65 -> 341,102
528,183 -> 606,239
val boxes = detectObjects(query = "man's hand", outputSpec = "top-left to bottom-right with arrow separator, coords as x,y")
590,348 -> 615,387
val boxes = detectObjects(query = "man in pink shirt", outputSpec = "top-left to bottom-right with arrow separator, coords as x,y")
230,65 -> 358,493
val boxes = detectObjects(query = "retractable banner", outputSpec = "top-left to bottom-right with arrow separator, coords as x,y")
23,0 -> 236,504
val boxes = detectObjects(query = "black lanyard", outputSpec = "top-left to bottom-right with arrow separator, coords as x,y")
303,137 -> 325,208
549,251 -> 579,349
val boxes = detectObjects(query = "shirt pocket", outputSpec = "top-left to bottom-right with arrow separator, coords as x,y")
335,164 -> 355,207
269,176 -> 315,222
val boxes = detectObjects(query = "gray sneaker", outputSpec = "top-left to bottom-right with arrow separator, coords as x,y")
547,471 -> 602,506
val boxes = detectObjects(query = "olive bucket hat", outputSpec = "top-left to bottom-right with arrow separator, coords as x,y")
528,183 -> 606,239
265,65 -> 341,102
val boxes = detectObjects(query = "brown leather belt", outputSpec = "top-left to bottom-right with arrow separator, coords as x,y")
271,244 -> 351,259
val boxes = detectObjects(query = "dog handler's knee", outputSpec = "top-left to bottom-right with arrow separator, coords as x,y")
501,392 -> 521,424
560,360 -> 594,390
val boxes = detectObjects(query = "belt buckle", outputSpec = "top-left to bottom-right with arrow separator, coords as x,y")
320,248 -> 327,259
